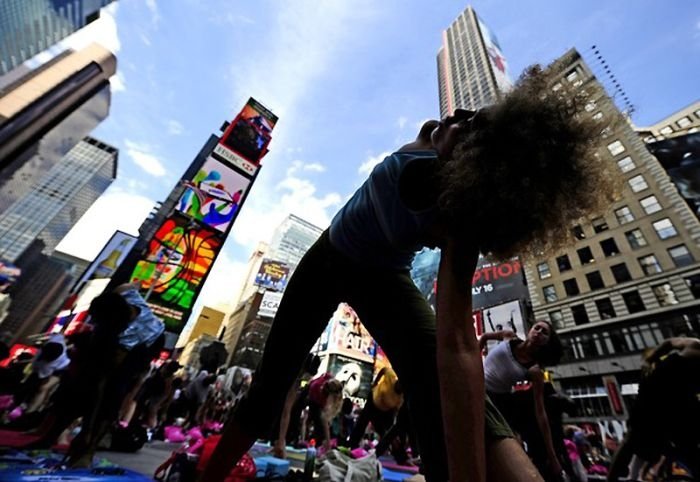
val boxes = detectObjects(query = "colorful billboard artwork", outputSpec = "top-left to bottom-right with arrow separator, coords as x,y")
177,156 -> 251,233
327,302 -> 376,363
476,15 -> 512,93
254,259 -> 290,292
130,213 -> 221,332
73,231 -> 137,291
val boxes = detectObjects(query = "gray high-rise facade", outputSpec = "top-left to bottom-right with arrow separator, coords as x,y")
2,136 -> 117,340
0,136 -> 117,262
437,5 -> 512,117
0,0 -> 115,74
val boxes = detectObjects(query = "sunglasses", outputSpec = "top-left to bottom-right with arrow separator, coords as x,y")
443,108 -> 481,128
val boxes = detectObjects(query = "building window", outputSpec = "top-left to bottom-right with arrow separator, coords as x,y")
586,271 -> 605,290
640,195 -> 662,214
552,82 -> 562,92
585,101 -> 597,112
685,275 -> 700,299
600,238 -> 620,257
556,255 -> 572,272
628,175 -> 649,193
616,156 -> 635,173
652,283 -> 679,306
615,206 -> 635,224
668,244 -> 694,267
566,70 -> 579,82
622,291 -> 645,313
652,218 -> 678,239
611,263 -> 632,283
595,298 -> 616,319
543,285 -> 558,303
659,125 -> 674,136
677,116 -> 692,129
625,229 -> 648,249
593,111 -> 604,121
638,254 -> 662,275
549,310 -> 564,329
577,247 -> 595,264
592,217 -> 609,233
537,262 -> 551,279
607,140 -> 625,156
572,225 -> 586,240
563,278 -> 580,296
571,304 -> 589,325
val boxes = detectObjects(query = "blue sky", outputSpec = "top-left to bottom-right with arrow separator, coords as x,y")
54,0 -> 700,315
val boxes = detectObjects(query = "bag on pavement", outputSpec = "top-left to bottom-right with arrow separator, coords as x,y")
317,449 -> 382,482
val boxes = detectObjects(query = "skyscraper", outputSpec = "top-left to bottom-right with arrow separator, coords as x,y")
267,214 -> 323,267
437,5 -> 512,117
1,136 -> 117,340
0,136 -> 117,263
0,0 -> 115,74
0,43 -> 115,206
525,49 -> 700,423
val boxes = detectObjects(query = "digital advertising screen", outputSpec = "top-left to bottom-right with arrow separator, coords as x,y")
130,212 -> 222,332
325,302 -> 376,363
74,230 -> 137,291
328,353 -> 374,400
177,155 -> 252,233
254,259 -> 290,292
647,133 -> 700,217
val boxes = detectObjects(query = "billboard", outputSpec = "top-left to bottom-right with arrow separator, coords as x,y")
254,259 -> 290,292
471,257 -> 528,311
177,156 -> 252,233
646,133 -> 700,217
476,15 -> 513,93
479,299 -> 526,352
257,290 -> 283,318
214,98 -> 279,175
324,302 -> 376,363
130,212 -> 222,332
328,353 -> 374,400
73,231 -> 137,291
0,259 -> 21,293
47,278 -> 111,335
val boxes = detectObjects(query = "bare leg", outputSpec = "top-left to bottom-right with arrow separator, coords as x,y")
272,384 -> 297,458
487,438 -> 544,482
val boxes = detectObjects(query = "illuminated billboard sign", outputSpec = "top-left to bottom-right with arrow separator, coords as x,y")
254,259 -> 290,292
177,156 -> 252,233
74,231 -> 137,291
476,15 -> 512,93
214,98 -> 279,175
130,213 -> 222,332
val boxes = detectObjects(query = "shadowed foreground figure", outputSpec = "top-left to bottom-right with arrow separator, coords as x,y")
201,66 -> 618,482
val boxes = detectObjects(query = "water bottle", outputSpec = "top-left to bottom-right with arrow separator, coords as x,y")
304,439 -> 317,481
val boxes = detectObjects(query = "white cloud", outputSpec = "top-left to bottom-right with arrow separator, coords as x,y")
358,151 -> 391,176
62,3 -> 121,54
139,33 -> 152,46
166,120 -> 185,136
197,251 -> 247,308
56,188 -> 155,260
397,116 -> 407,129
229,162 -> 342,249
145,0 -> 160,25
110,71 -> 126,92
303,162 -> 325,173
125,140 -> 167,177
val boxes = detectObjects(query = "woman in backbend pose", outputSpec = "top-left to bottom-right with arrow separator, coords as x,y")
201,66 -> 618,482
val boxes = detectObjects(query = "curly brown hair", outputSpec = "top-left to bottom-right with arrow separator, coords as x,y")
437,65 -> 622,260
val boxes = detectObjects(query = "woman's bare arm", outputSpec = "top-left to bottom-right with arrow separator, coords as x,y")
436,236 -> 485,482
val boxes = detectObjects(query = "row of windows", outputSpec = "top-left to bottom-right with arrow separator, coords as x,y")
541,244 -> 693,302
537,220 -> 687,279
547,274 -> 700,329
656,109 -> 700,137
560,313 -> 700,362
